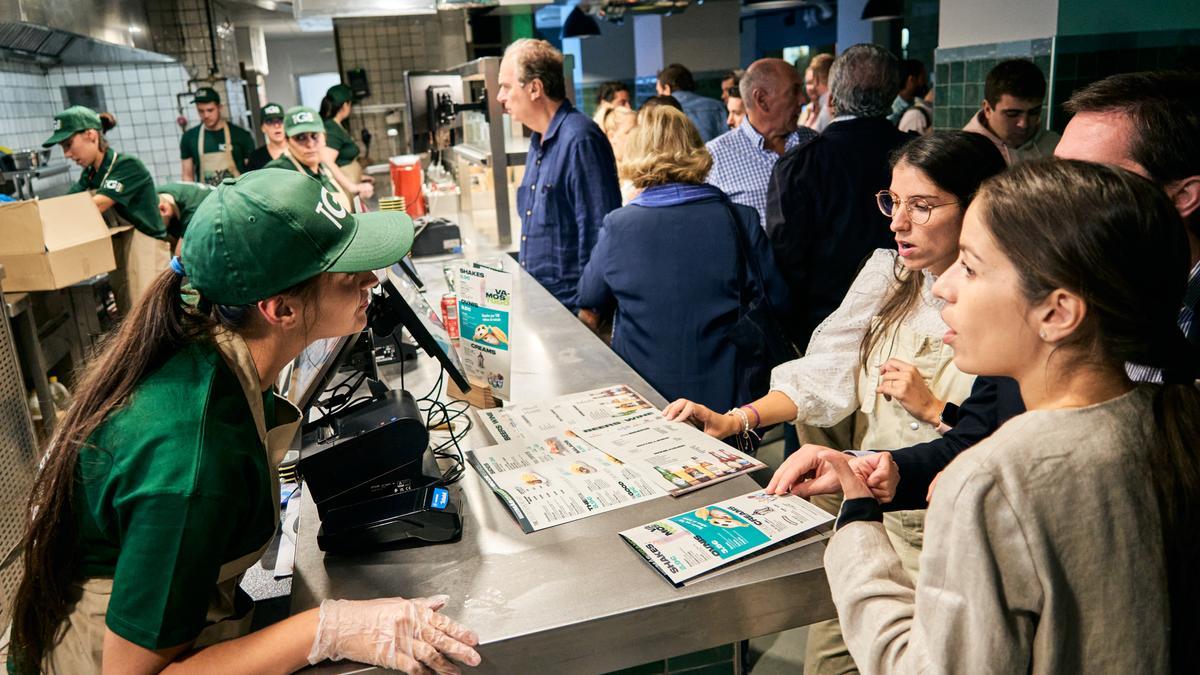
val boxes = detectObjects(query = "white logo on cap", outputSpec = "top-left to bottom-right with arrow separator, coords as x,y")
54,119 -> 62,130
293,111 -> 315,124
315,186 -> 347,229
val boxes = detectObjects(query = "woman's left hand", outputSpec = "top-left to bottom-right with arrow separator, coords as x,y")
357,181 -> 375,200
876,358 -> 943,425
815,450 -> 873,500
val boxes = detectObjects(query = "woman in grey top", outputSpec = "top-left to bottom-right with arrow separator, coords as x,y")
814,159 -> 1200,673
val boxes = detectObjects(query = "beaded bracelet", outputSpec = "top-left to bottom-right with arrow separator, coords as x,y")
729,407 -> 751,435
742,404 -> 761,429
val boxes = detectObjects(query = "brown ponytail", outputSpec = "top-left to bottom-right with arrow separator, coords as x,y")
9,266 -> 321,670
98,112 -> 117,133
978,158 -> 1200,671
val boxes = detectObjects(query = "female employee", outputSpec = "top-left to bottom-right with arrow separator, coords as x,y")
266,106 -> 372,212
664,132 -> 1005,673
319,84 -> 366,183
44,106 -> 166,240
245,103 -> 288,171
812,160 -> 1200,673
157,182 -> 216,239
9,169 -> 480,675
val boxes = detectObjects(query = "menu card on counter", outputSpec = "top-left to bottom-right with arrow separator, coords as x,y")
619,491 -> 833,587
457,262 -> 513,400
479,384 -> 657,443
468,386 -> 766,532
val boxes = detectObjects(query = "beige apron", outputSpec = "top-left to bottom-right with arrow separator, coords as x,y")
44,332 -> 302,674
283,150 -> 355,214
88,154 -> 172,314
339,159 -> 364,183
198,125 -> 241,186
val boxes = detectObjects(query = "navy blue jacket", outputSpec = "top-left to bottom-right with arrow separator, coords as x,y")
885,376 -> 1026,511
578,184 -> 791,412
766,116 -> 914,348
517,99 -> 621,311
672,91 -> 729,143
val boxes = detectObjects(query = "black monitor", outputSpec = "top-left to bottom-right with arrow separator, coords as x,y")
280,334 -> 359,414
369,275 -> 472,393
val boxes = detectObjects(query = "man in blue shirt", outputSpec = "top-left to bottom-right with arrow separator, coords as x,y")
498,38 -> 621,312
656,63 -> 728,143
707,58 -> 816,229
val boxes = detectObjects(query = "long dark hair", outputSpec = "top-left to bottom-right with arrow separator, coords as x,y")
10,269 -> 320,670
978,158 -> 1200,671
860,131 -> 1006,369
319,95 -> 344,121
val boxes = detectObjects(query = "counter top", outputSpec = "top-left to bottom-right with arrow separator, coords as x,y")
291,242 -> 835,673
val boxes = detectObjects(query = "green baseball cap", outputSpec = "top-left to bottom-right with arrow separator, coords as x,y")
326,83 -> 355,107
181,168 -> 414,306
43,105 -> 102,147
193,87 -> 221,104
260,102 -> 285,121
283,106 -> 324,137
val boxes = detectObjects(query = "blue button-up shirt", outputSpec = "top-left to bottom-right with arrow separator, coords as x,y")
706,121 -> 817,228
672,90 -> 729,143
517,99 -> 621,311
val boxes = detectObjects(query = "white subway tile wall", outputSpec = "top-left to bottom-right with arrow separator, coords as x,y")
2,59 -> 252,194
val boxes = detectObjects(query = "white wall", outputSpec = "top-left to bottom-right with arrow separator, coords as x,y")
939,0 -> 1058,49
658,0 -> 741,73
576,18 -> 637,83
263,35 -> 340,109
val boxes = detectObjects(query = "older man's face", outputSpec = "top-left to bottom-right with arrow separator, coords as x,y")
747,67 -> 803,137
1055,110 -> 1147,178
497,54 -> 533,125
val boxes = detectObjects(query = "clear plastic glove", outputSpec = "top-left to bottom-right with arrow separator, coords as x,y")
308,595 -> 481,674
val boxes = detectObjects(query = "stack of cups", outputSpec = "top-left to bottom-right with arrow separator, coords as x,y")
378,196 -> 407,213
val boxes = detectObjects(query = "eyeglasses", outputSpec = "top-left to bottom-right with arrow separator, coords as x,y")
875,190 -> 959,225
291,132 -> 321,146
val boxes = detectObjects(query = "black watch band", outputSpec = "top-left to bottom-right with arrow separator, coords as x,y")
938,401 -> 960,427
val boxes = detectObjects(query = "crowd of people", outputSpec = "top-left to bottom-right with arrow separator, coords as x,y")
11,32 -> 1199,675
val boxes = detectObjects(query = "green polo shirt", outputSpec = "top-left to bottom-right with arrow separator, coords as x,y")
179,123 -> 257,171
73,340 -> 277,649
323,118 -> 360,166
156,182 -> 217,239
69,148 -> 166,240
263,154 -> 341,195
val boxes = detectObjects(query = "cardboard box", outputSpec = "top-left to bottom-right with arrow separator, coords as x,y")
109,225 -> 170,311
0,193 -> 117,292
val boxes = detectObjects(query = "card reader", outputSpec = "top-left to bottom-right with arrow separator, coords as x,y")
316,486 -> 463,552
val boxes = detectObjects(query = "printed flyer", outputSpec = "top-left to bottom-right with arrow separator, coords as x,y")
479,384 -> 657,444
619,491 -> 834,586
465,434 -> 663,533
573,417 -> 767,496
457,263 -> 513,400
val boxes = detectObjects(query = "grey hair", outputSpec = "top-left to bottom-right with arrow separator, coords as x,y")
739,58 -> 797,111
829,44 -> 901,118
504,38 -> 566,101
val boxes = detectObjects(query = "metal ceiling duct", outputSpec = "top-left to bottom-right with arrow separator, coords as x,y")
292,0 -> 438,19
0,21 -> 175,65
581,0 -> 692,24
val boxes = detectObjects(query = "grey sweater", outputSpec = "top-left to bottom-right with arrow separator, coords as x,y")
826,385 -> 1170,674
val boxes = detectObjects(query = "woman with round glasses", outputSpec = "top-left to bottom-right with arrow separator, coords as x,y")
664,131 -> 1005,672
264,106 -> 371,212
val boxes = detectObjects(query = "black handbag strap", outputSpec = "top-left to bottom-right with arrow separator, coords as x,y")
720,199 -> 779,318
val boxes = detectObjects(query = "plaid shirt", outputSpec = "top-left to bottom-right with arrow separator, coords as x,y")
705,121 -> 817,228
1127,260 -> 1200,383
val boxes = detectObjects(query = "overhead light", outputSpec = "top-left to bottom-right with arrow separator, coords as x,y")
563,6 -> 601,39
861,0 -> 902,21
128,25 -> 142,33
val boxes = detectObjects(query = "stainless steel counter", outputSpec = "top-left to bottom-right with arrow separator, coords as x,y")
291,246 -> 835,673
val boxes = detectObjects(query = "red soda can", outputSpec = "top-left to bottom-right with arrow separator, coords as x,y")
441,293 -> 460,340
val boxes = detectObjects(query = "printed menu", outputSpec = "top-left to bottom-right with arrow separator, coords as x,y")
468,386 -> 766,532
619,491 -> 834,586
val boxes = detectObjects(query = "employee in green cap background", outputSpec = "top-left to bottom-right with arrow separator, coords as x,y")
266,106 -> 373,212
45,106 -> 165,240
157,181 -> 216,250
319,83 -> 366,183
180,86 -> 256,185
246,102 -> 288,171
9,169 -> 481,675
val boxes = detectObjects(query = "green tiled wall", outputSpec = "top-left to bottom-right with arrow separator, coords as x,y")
932,38 -> 1052,131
